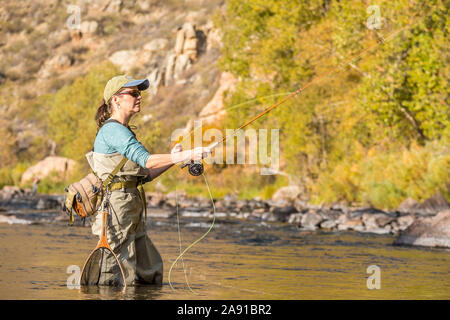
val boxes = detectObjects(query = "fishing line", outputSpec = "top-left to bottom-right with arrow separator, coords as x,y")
216,21 -> 420,147
167,11 -> 426,292
188,13 -> 426,181
170,185 -> 195,293
168,172 -> 216,291
175,13 -> 423,167
173,92 -> 295,149
197,92 -> 295,120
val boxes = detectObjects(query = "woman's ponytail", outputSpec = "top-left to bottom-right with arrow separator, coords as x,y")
95,99 -> 111,129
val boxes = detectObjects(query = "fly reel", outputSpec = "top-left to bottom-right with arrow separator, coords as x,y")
181,161 -> 204,176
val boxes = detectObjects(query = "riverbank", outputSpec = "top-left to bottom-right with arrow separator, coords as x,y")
0,186 -> 449,248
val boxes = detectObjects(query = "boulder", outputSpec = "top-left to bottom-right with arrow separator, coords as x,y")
21,156 -> 76,185
301,211 -> 324,229
365,227 -> 391,235
235,200 -> 251,213
272,185 -> 302,202
147,192 -> 166,207
337,217 -> 363,231
416,193 -> 450,215
36,197 -> 60,210
248,199 -> 269,211
320,220 -> 337,230
269,205 -> 297,222
288,213 -> 303,225
143,38 -> 169,52
108,50 -> 139,73
1,186 -> 24,200
396,215 -> 415,231
318,209 -> 342,221
261,211 -> 279,222
252,208 -> 266,214
397,198 -> 420,213
362,213 -> 396,229
293,200 -> 309,213
329,203 -> 350,214
394,210 -> 450,248
39,54 -> 73,78
349,207 -> 389,219
336,213 -> 349,225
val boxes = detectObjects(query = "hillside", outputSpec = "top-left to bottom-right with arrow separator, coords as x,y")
0,0 -> 226,184
0,0 -> 448,209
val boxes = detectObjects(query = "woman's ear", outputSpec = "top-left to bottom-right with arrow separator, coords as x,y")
111,96 -> 121,109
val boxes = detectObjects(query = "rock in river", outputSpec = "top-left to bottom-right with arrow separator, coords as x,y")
394,210 -> 450,248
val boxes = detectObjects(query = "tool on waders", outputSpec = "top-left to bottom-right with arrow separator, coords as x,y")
79,199 -> 127,288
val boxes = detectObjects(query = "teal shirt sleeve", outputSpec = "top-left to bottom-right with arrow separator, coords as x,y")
94,122 -> 150,168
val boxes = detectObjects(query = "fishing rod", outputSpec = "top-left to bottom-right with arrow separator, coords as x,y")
180,16 -> 420,176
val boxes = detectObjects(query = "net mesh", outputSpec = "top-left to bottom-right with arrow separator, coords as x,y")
80,247 -> 126,287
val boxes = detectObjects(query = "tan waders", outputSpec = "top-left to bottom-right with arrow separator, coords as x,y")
87,152 -> 163,286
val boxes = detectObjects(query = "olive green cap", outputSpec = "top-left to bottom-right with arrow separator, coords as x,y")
103,75 -> 150,104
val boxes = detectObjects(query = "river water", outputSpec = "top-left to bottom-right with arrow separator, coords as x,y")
0,211 -> 448,300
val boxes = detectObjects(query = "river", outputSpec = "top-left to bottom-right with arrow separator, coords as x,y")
0,210 -> 448,299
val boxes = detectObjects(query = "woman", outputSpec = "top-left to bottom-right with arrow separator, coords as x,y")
90,75 -> 210,286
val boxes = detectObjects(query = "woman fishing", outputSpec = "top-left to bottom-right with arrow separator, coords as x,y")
88,75 -> 211,286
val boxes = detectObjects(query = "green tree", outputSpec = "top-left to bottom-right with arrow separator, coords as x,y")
215,0 -> 449,206
44,62 -> 120,162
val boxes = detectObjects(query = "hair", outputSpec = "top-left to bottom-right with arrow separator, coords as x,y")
95,98 -> 113,129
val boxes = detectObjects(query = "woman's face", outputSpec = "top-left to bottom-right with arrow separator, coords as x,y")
112,86 -> 142,116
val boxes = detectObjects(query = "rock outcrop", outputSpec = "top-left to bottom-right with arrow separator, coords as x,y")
20,156 -> 76,184
198,72 -> 237,124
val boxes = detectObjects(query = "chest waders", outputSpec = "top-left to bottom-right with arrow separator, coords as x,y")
81,152 -> 163,287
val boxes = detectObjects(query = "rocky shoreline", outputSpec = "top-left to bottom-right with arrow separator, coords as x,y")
0,186 -> 449,248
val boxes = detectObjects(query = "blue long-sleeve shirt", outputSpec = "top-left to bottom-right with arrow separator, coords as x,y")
94,121 -> 150,168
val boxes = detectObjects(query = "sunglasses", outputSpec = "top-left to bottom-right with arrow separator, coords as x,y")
116,90 -> 141,98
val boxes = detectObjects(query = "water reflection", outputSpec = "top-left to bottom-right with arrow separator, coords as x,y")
79,284 -> 164,300
0,218 -> 448,299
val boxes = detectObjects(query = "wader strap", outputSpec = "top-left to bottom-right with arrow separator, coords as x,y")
138,183 -> 147,223
69,210 -> 75,225
103,156 -> 128,189
109,180 -> 139,191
